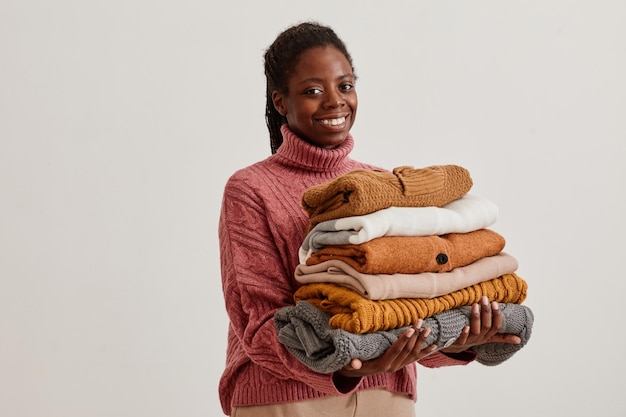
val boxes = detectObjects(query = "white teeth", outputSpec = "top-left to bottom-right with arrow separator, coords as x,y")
321,117 -> 346,126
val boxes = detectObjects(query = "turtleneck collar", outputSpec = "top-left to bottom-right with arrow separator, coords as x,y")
274,124 -> 355,173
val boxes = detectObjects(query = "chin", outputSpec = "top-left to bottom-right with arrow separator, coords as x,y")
321,134 -> 349,149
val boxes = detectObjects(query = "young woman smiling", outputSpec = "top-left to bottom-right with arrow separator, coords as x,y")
218,21 -> 519,417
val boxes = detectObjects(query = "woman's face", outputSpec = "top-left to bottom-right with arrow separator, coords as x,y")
272,46 -> 357,149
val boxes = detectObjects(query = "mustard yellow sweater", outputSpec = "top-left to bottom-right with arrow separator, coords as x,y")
294,273 -> 527,334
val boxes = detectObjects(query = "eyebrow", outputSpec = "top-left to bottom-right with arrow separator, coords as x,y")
296,74 -> 355,85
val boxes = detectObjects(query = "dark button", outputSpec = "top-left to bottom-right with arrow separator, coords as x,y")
436,253 -> 448,265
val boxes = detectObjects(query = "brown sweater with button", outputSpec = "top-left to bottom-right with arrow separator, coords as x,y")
305,229 -> 506,274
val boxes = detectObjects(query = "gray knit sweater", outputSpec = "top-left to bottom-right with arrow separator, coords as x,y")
275,300 -> 533,373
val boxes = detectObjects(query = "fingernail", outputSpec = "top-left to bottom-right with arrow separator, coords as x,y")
421,327 -> 431,337
415,319 -> 424,329
405,328 -> 415,338
481,296 -> 489,305
492,301 -> 499,310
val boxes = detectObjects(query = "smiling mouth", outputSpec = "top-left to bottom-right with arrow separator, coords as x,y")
318,116 -> 347,126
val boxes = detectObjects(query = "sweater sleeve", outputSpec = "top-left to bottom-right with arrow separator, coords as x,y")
219,174 -> 353,395
418,350 -> 476,368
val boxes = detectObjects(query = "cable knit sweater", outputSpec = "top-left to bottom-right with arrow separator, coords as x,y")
218,125 -> 474,415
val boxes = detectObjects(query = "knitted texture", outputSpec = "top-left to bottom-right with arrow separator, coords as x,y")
295,252 -> 519,300
293,273 -> 528,333
275,301 -> 534,373
275,301 -> 406,373
302,165 -> 473,232
305,229 -> 506,274
471,302 -> 534,366
299,193 -> 499,262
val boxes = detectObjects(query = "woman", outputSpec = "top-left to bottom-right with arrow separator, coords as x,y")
218,21 -> 520,417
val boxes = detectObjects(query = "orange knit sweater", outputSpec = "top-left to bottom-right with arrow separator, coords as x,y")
305,229 -> 506,274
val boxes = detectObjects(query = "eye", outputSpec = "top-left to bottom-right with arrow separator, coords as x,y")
340,83 -> 355,91
305,88 -> 323,95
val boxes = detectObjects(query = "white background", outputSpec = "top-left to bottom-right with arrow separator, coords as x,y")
1,1 -> 625,416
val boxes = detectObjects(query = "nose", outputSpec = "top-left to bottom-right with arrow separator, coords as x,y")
323,89 -> 345,108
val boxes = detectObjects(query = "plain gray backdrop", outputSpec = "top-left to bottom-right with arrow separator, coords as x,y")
1,1 -> 625,416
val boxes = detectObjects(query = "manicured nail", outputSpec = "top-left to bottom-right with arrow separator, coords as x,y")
492,301 -> 499,310
405,328 -> 416,338
421,327 -> 431,338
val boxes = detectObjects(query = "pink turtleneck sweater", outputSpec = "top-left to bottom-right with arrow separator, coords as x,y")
218,126 -> 472,415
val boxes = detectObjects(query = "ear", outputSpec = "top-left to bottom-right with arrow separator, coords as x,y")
272,90 -> 287,116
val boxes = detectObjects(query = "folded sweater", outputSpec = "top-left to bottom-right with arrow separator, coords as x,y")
275,300 -> 534,373
302,165 -> 473,232
293,273 -> 528,333
305,229 -> 506,274
299,193 -> 499,262
295,252 -> 519,300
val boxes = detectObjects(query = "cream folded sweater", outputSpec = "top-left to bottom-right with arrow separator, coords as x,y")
299,193 -> 499,262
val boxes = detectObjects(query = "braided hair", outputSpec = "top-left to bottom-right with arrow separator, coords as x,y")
264,22 -> 355,154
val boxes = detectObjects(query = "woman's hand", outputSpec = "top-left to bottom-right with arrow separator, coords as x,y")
336,296 -> 523,378
336,319 -> 438,377
441,296 -> 522,354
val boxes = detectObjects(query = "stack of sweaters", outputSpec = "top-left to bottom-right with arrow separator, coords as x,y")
274,165 -> 534,374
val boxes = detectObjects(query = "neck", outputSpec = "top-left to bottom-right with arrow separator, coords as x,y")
275,125 -> 354,173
